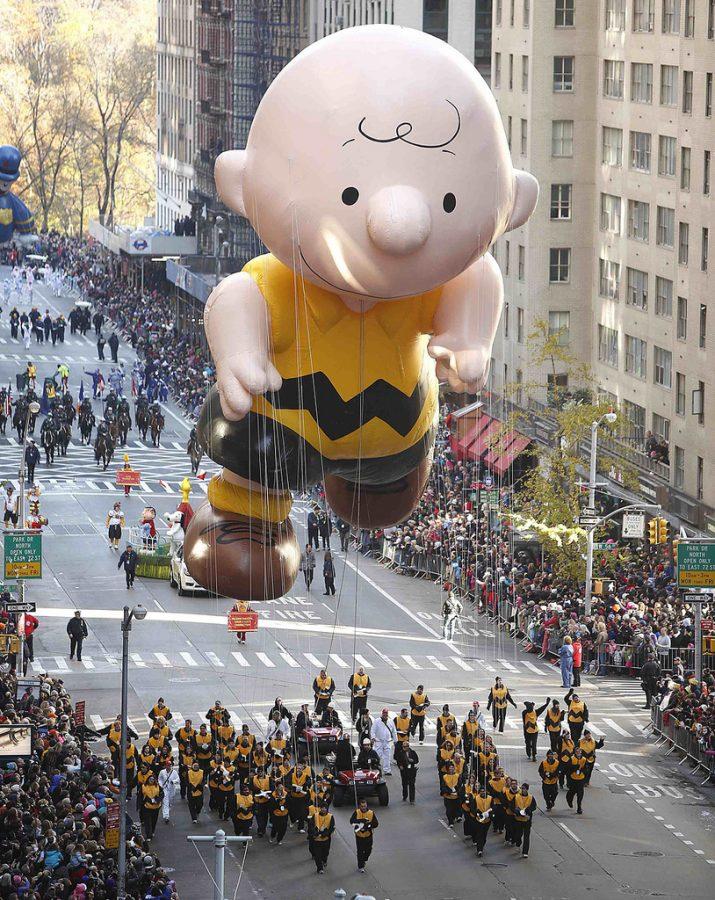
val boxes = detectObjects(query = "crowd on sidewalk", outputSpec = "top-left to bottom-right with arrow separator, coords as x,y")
0,671 -> 179,899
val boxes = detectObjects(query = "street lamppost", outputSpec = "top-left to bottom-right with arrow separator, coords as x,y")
583,412 -> 618,617
118,604 -> 147,900
15,399 -> 41,675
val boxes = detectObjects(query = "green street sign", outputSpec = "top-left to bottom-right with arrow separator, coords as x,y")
677,542 -> 715,589
3,532 -> 43,580
593,542 -> 613,551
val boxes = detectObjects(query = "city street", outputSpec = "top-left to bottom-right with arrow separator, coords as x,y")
3,270 -> 713,899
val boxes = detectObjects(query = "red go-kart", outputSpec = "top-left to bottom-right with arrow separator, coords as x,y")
298,725 -> 342,755
332,768 -> 389,807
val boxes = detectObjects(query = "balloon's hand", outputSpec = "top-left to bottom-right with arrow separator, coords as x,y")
427,337 -> 490,393
215,352 -> 282,421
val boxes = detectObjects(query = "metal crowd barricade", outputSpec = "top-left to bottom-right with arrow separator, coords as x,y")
649,703 -> 713,785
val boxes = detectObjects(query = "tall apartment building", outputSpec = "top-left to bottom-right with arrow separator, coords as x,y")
490,0 -> 714,528
157,0 -> 196,230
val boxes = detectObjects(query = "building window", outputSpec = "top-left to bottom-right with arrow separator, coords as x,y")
494,52 -> 501,88
509,54 -> 514,89
520,118 -> 528,155
655,276 -> 673,317
707,73 -> 713,116
657,135 -> 676,176
674,446 -> 685,488
496,0 -> 502,25
697,381 -> 705,425
653,345 -> 672,387
523,0 -> 531,27
633,0 -> 655,32
682,70 -> 693,113
684,0 -> 695,35
677,296 -> 688,340
551,120 -> 574,157
510,0 -> 515,26
549,248 -> 571,283
679,222 -> 689,264
518,245 -> 525,280
656,205 -> 674,248
504,302 -> 510,338
626,266 -> 648,309
555,0 -> 574,27
547,373 -> 569,404
710,0 -> 715,37
662,0 -> 680,33
548,311 -> 571,345
681,147 -> 691,190
631,63 -> 653,103
700,303 -> 707,348
627,199 -> 650,242
475,0 -> 492,74
704,150 -> 711,194
505,239 -> 510,275
517,307 -> 524,343
602,127 -> 623,166
515,369 -> 524,405
605,0 -> 626,30
554,56 -> 574,92
625,334 -> 647,379
603,60 -> 625,99
550,183 -> 572,219
652,413 -> 670,445
630,131 -> 651,171
599,258 -> 621,299
659,65 -> 678,106
623,399 -> 646,443
702,228 -> 710,271
600,193 -> 622,234
598,324 -> 619,367
522,55 -> 529,91
423,0 -> 449,41
676,372 -> 686,414
507,115 -> 512,147
697,456 -> 704,500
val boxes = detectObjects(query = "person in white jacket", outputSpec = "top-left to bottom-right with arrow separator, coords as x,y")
370,708 -> 398,776
265,710 -> 291,743
158,760 -> 181,824
442,591 -> 463,641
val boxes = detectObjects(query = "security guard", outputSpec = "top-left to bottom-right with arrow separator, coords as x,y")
436,704 -> 457,748
187,761 -> 205,823
313,669 -> 335,715
269,783 -> 290,845
308,801 -> 335,874
538,750 -> 560,810
394,707 -> 412,748
232,783 -> 254,836
566,747 -> 588,813
251,766 -> 272,837
176,718 -> 196,755
545,699 -> 565,751
348,666 -> 371,723
409,685 -> 430,744
487,677 -> 517,732
148,697 -> 173,722
470,784 -> 493,856
564,689 -> 589,742
512,782 -> 537,858
522,697 -> 550,761
350,798 -> 379,873
578,729 -> 605,784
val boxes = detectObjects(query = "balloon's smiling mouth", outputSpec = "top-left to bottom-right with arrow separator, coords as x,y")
297,246 -> 424,302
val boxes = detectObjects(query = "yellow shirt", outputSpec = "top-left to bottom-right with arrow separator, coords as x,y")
244,253 -> 441,460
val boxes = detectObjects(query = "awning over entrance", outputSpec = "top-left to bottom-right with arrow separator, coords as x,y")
452,410 -> 531,475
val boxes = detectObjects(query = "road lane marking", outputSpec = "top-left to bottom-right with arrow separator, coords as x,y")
155,653 -> 171,667
452,657 -> 473,671
90,715 -> 104,729
256,652 -> 275,668
522,661 -> 545,674
586,722 -> 605,736
205,651 -> 225,668
559,823 -> 581,843
353,654 -> 373,669
231,652 -> 249,667
427,655 -> 447,670
497,658 -> 518,672
602,718 -> 630,736
54,657 -> 69,671
402,655 -> 422,669
476,660 -> 496,673
366,642 -> 399,670
304,652 -> 323,668
130,653 -> 146,668
329,653 -> 348,668
81,658 -> 95,670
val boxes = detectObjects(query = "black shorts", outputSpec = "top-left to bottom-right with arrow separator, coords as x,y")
4,511 -> 18,526
108,524 -> 122,540
198,385 -> 435,491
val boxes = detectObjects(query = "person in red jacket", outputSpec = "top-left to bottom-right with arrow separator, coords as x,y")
22,613 -> 39,662
572,636 -> 583,687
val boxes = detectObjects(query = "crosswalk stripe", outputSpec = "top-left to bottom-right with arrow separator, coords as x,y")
497,658 -> 518,672
426,655 -> 447,671
155,653 -> 171,667
30,660 -> 43,673
227,710 -> 243,728
279,651 -> 300,668
171,442 -> 184,450
353,654 -> 373,669
205,651 -> 225,668
90,715 -> 105,729
477,660 -> 496,673
402,655 -> 422,669
54,656 -> 69,671
452,656 -> 473,671
256,652 -> 275,668
130,653 -> 146,668
172,712 -> 185,727
180,651 -> 198,667
253,713 -> 270,731
366,642 -> 399,670
329,653 -> 348,668
504,718 -> 519,730
231,651 -> 249,667
81,658 -> 95,670
522,661 -> 545,675
304,652 -> 323,668
602,717 -> 631,736
86,480 -> 100,490
587,722 -> 605,737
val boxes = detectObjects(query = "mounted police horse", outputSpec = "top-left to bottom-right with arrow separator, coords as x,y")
187,427 -> 204,475
78,398 -> 95,444
0,388 -> 10,436
135,395 -> 150,441
150,404 -> 165,448
116,397 -> 132,446
40,418 -> 57,465
94,422 -> 115,470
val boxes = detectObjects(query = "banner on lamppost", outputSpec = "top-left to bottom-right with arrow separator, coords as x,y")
74,701 -> 86,727
105,802 -> 120,849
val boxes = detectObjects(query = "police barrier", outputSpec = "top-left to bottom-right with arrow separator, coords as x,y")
649,703 -> 714,784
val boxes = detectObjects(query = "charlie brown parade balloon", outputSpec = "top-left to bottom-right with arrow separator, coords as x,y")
184,25 -> 538,600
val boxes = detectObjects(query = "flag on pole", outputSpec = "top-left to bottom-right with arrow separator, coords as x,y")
2,391 -> 10,418
78,380 -> 84,403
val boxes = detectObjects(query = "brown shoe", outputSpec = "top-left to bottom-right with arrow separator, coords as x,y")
183,502 -> 300,600
325,458 -> 431,529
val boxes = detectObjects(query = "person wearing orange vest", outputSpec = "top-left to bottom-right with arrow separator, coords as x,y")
538,750 -> 560,811
566,747 -> 588,813
308,800 -> 335,874
350,798 -> 379,873
487,677 -> 516,732
512,783 -> 537,858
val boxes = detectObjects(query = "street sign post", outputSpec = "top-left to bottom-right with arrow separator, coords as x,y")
105,802 -> 120,850
3,532 -> 42,580
677,542 -> 715,588
6,601 -> 36,613
578,515 -> 600,527
581,506 -> 597,516
682,592 -> 712,683
593,542 -> 614,551
622,512 -> 646,539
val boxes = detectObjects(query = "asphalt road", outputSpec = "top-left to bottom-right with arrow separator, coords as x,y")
2,267 -> 714,900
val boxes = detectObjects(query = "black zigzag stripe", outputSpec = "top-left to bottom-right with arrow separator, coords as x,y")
267,372 -> 429,441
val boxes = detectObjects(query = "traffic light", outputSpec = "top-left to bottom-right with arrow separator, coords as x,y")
648,518 -> 658,544
657,517 -> 669,544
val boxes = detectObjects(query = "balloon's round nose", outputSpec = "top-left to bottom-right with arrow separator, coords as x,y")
367,186 -> 432,256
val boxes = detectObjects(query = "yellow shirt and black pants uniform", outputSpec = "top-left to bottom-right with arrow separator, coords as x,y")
513,792 -> 537,857
522,701 -> 549,761
545,706 -> 565,751
287,769 -> 312,831
579,735 -> 604,784
487,685 -> 516,733
538,757 -> 560,810
348,672 -> 371,723
349,807 -> 379,871
565,690 -> 589,742
308,811 -> 335,873
251,774 -> 272,836
441,773 -> 462,826
312,674 -> 335,716
232,793 -> 254,837
409,692 -> 430,743
269,791 -> 290,844
187,768 -> 204,822
566,754 -> 588,813
469,795 -> 493,853
140,783 -> 162,840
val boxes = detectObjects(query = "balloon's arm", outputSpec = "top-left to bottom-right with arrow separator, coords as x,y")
204,272 -> 282,421
427,254 -> 504,393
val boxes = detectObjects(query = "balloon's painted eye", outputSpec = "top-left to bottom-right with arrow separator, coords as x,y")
341,186 -> 359,206
443,193 -> 456,213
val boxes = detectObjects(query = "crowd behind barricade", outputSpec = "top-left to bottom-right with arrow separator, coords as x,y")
0,672 -> 179,899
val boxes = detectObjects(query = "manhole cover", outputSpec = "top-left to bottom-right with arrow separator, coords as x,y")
169,677 -> 200,684
633,851 -> 664,857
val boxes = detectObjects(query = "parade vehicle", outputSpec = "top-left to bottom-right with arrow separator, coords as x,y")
331,766 -> 389,808
169,545 -> 210,597
297,723 -> 342,756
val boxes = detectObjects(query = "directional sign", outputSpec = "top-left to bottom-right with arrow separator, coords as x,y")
3,533 -> 42,580
593,542 -> 613,551
582,506 -> 597,516
578,516 -> 600,527
677,542 -> 715,588
6,601 -> 36,613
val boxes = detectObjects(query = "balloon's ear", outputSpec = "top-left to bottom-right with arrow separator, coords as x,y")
215,150 -> 247,216
505,169 -> 539,232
